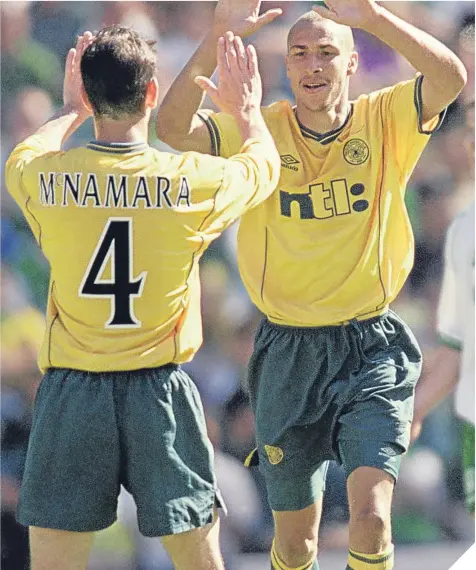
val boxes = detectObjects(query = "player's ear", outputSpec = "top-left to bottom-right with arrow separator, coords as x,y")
80,84 -> 93,113
347,50 -> 358,77
145,77 -> 159,110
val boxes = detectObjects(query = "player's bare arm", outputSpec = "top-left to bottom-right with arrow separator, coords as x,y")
33,32 -> 93,152
410,345 -> 460,442
313,0 -> 467,120
155,0 -> 281,152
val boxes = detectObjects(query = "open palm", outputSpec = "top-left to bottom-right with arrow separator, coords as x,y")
195,33 -> 263,117
313,0 -> 380,28
63,31 -> 94,117
213,0 -> 282,38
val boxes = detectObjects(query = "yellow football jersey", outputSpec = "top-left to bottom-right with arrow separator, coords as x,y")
199,76 -> 444,326
5,135 -> 279,372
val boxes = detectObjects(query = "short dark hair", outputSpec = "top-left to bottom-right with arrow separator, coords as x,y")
81,26 -> 156,119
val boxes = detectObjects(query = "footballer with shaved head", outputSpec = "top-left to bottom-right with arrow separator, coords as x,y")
156,1 -> 467,569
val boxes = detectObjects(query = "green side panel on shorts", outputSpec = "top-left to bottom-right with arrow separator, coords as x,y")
461,420 -> 475,514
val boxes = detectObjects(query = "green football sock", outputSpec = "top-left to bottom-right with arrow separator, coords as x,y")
347,545 -> 394,570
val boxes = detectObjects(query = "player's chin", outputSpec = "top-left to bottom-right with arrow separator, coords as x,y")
300,92 -> 333,113
301,98 -> 330,114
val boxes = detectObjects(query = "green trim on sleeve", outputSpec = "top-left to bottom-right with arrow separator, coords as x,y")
438,332 -> 463,351
196,111 -> 221,156
414,75 -> 447,135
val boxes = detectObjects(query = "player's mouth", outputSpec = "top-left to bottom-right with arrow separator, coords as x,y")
301,81 -> 328,93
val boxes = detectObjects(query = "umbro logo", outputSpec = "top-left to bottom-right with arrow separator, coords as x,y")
380,446 -> 397,457
280,154 -> 300,171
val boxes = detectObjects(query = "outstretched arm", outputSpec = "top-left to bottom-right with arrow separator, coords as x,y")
313,0 -> 467,121
411,218 -> 465,443
155,0 -> 281,153
411,346 -> 460,442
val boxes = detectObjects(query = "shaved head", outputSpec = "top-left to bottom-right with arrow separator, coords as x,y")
287,11 -> 355,53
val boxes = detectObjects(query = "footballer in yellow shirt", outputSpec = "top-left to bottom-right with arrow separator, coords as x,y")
6,134 -> 277,373
156,1 -> 466,569
199,74 -> 442,326
5,26 -> 280,569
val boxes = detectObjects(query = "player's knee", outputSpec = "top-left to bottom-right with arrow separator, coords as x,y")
350,507 -> 389,538
276,531 -> 318,567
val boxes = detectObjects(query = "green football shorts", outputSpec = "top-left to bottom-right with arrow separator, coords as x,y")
246,310 -> 422,511
462,419 -> 475,514
18,365 -> 223,536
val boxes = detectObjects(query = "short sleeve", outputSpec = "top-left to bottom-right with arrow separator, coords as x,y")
380,76 -> 446,179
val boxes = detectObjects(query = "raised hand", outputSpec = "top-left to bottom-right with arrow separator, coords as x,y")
194,32 -> 263,118
312,0 -> 381,29
213,0 -> 282,38
63,31 -> 94,117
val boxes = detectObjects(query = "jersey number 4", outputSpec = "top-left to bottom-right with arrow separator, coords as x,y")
79,218 -> 147,328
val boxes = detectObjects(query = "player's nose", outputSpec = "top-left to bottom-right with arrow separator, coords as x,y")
306,54 -> 324,74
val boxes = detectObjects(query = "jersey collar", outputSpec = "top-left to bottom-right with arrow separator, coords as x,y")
87,140 -> 149,154
294,105 -> 354,145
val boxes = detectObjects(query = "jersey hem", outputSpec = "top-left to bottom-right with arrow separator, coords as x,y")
266,307 -> 388,328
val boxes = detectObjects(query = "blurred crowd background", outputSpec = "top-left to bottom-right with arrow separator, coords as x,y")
1,2 -> 475,569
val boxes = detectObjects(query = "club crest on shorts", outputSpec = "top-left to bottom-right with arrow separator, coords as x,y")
264,444 -> 284,465
343,139 -> 370,165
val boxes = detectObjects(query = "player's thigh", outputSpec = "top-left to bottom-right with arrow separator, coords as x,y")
161,509 -> 224,570
19,369 -> 120,532
119,366 -> 221,538
29,526 -> 94,570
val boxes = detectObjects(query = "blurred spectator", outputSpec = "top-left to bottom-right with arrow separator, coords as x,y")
1,267 -> 45,383
206,411 -> 267,560
410,177 -> 461,295
2,87 -> 55,217
0,1 -> 63,110
457,17 -> 475,104
160,2 -> 215,73
5,87 -> 55,149
1,268 -> 44,570
30,1 -> 88,62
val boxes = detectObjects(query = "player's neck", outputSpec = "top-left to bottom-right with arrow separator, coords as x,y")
295,98 -> 351,136
93,116 -> 149,144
